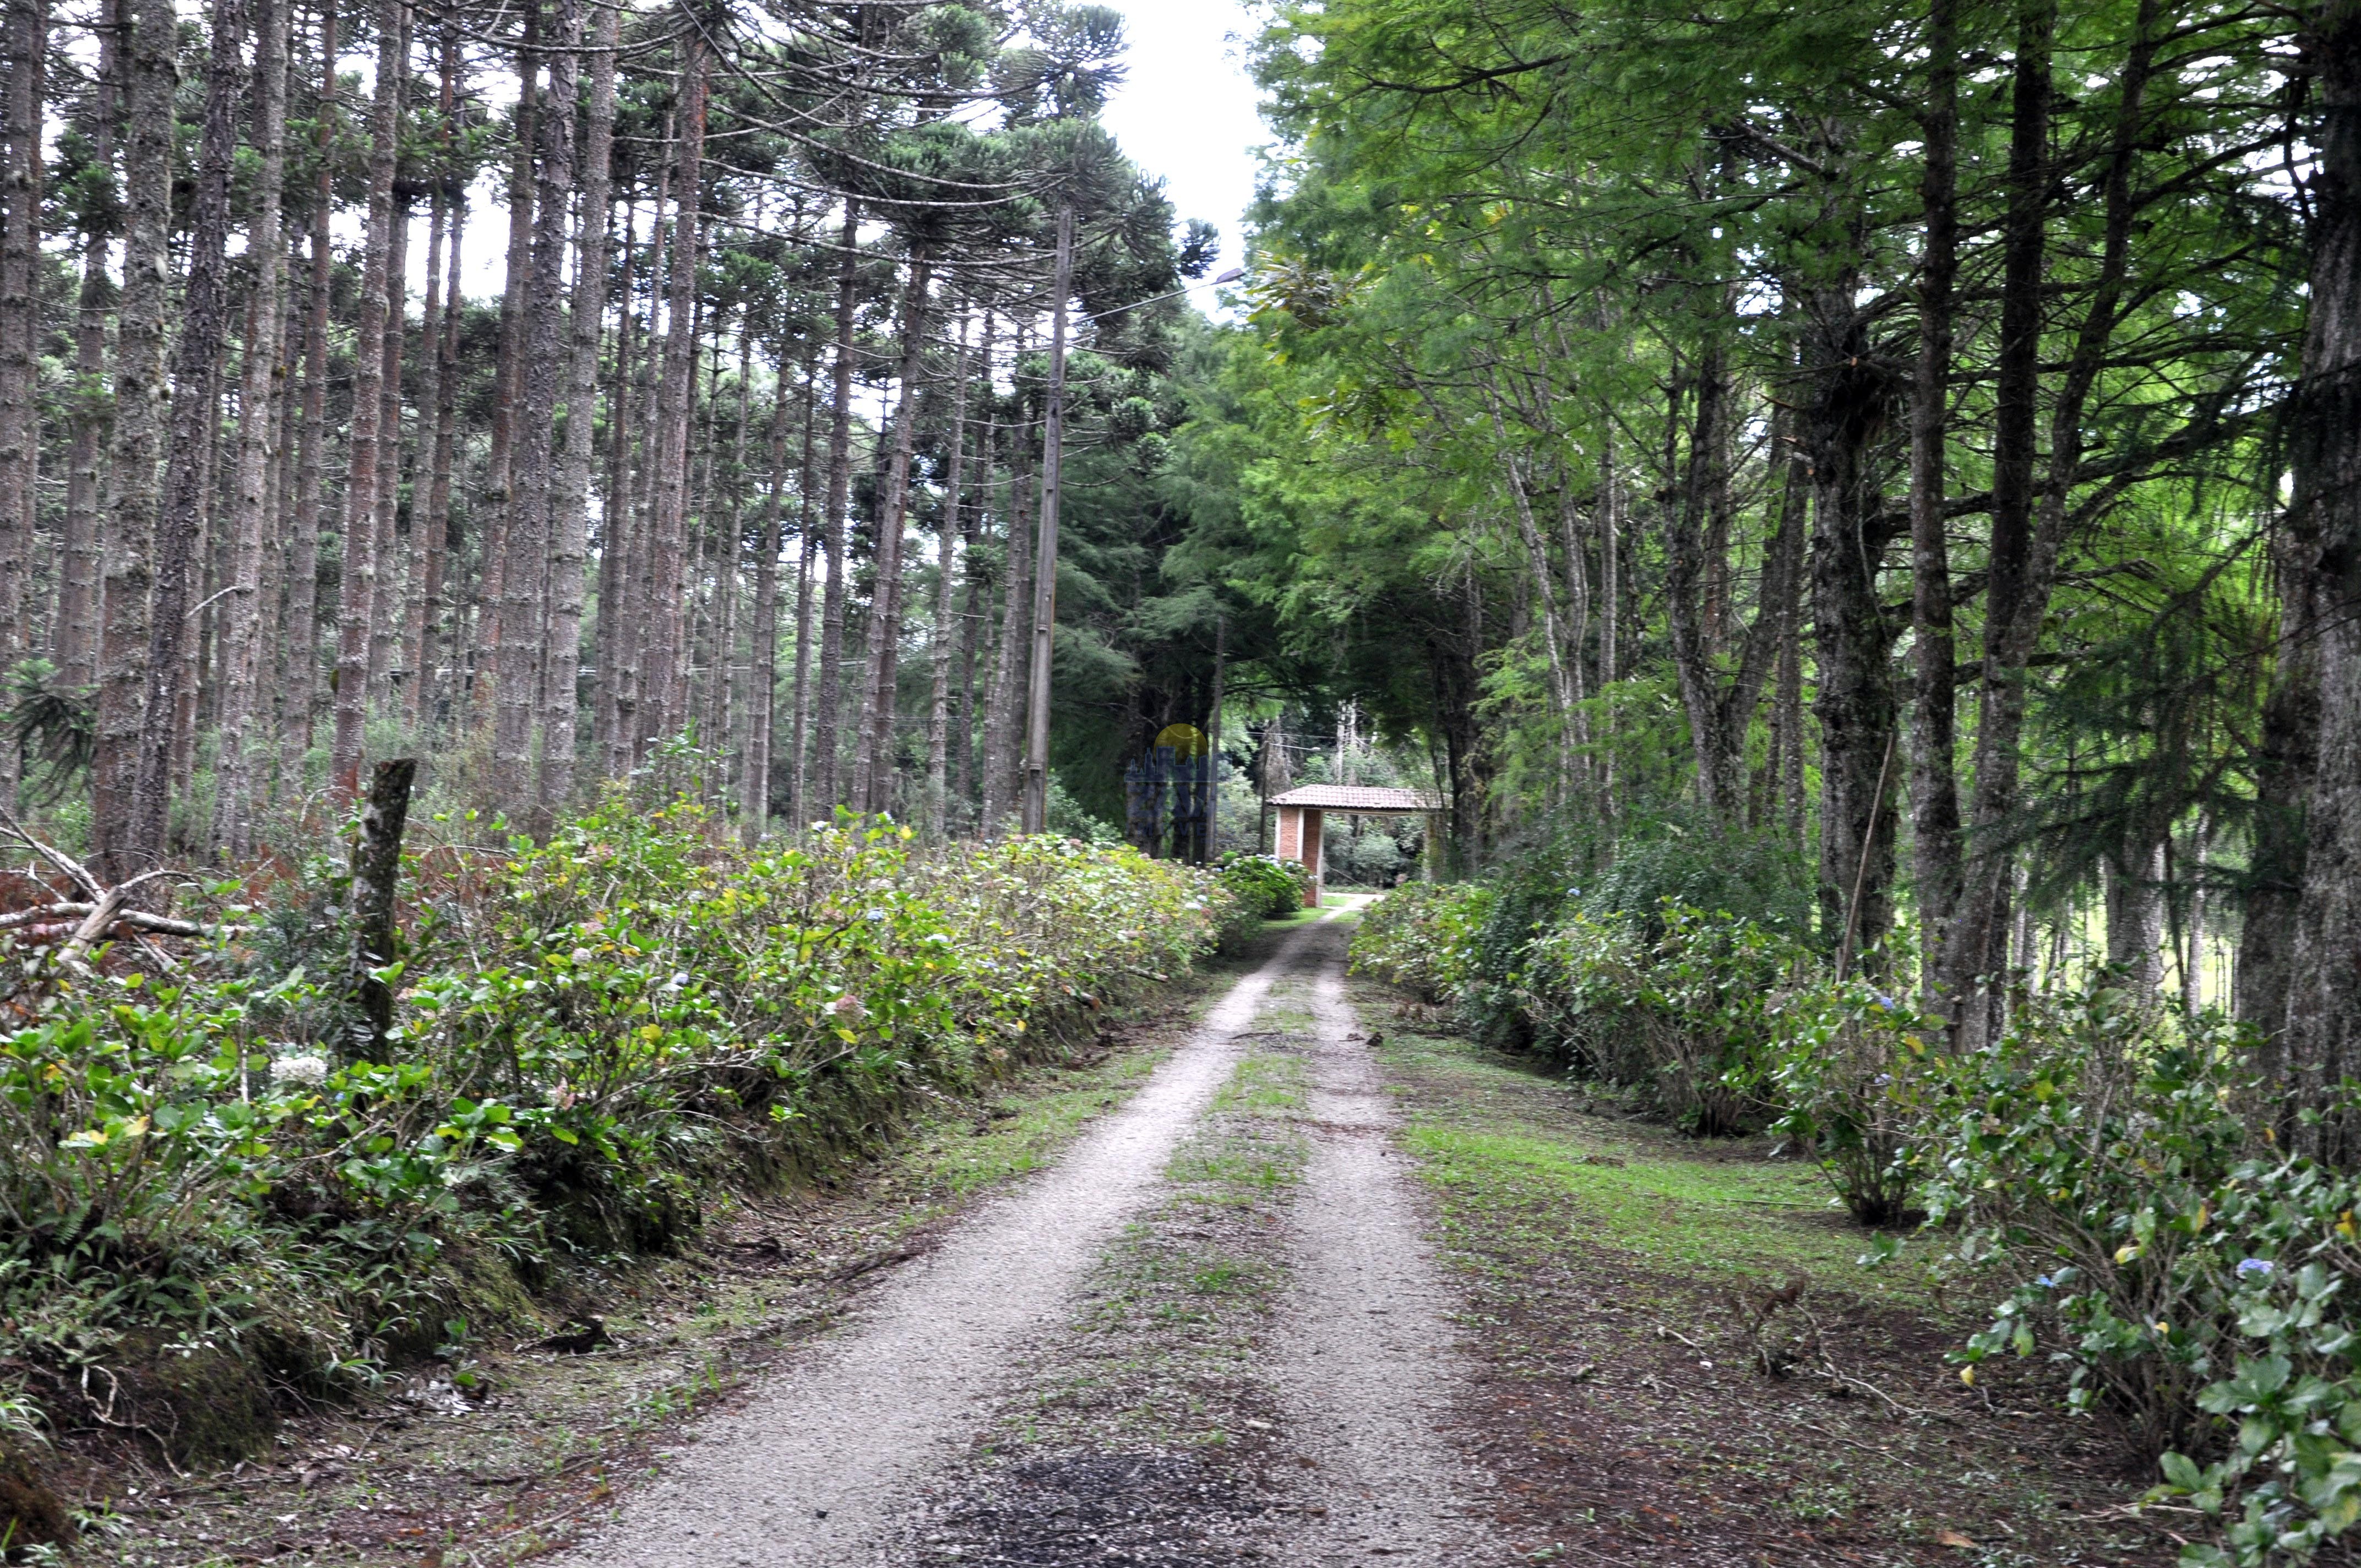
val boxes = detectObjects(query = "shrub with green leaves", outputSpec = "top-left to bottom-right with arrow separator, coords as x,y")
1347,881 -> 1492,1003
1759,974 -> 1935,1224
1921,982 -> 2361,1565
0,804 -> 1238,1438
1218,853 -> 1311,919
1516,902 -> 1803,1134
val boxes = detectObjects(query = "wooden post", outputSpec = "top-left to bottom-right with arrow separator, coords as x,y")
344,756 -> 417,1063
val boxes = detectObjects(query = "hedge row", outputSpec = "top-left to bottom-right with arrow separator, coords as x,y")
1352,881 -> 2361,1568
0,804 -> 1242,1486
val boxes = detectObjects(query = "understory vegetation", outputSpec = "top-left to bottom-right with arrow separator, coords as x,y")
0,801 -> 1239,1493
1355,878 -> 2361,1566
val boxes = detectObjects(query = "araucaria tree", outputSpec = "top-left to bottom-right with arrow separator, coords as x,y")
0,0 -> 1209,864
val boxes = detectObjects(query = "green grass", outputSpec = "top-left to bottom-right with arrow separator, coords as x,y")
1377,1021 -> 1930,1303
1213,1051 -> 1305,1115
901,1045 -> 1177,1200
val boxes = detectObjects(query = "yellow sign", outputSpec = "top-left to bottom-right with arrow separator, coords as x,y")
1155,723 -> 1210,758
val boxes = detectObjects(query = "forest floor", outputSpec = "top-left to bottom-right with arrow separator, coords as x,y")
42,905 -> 2193,1568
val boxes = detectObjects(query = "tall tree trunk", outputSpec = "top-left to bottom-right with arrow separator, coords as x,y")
853,247 -> 933,815
1662,352 -> 1739,820
1021,206 -> 1075,835
329,0 -> 409,794
2278,0 -> 2361,1156
1909,0 -> 1964,989
129,0 -> 249,867
2239,540 -> 2322,1052
1944,0 -> 2156,1029
498,0 -> 581,818
282,15 -> 336,778
813,200 -> 862,807
210,0 -> 292,857
610,186 -> 663,767
786,344 -> 820,830
952,315 -> 996,826
641,35 -> 709,748
743,360 -> 791,843
1484,387 -> 1576,797
1936,0 -> 2055,1013
366,173 -> 410,704
0,0 -> 48,801
983,387 -> 1035,837
1801,263 -> 1905,965
473,13 -> 538,733
1598,418 -> 1621,817
593,200 -> 639,773
401,173 -> 448,732
543,0 -> 618,818
419,121 -> 466,732
712,321 -> 753,802
404,35 -> 461,733
926,308 -> 972,835
57,0 -> 118,695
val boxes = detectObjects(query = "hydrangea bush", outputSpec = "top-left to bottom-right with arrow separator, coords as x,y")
1351,878 -> 2361,1563
0,804 -> 1238,1434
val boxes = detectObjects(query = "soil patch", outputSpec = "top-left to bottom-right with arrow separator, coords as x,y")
1354,972 -> 2189,1568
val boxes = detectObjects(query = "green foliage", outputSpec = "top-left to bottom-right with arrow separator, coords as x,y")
1357,883 -> 2361,1562
1516,904 -> 1804,1135
0,803 -> 1237,1435
1921,985 -> 2361,1566
1347,881 -> 1492,1004
1759,975 -> 1937,1226
1217,853 -> 1311,919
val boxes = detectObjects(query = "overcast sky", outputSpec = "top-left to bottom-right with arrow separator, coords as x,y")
380,3 -> 1274,322
1096,0 -> 1270,307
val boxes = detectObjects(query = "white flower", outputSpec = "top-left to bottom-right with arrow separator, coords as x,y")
274,1053 -> 330,1088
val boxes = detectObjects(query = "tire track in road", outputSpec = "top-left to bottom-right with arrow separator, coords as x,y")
1267,919 -> 1508,1565
546,916 -> 1338,1568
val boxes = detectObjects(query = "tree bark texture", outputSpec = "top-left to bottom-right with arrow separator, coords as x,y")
330,0 -> 409,794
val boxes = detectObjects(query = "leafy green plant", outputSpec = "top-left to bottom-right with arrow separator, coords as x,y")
1217,853 -> 1310,919
1347,881 -> 1492,1003
1515,903 -> 1801,1135
1760,975 -> 1935,1224
0,800 -> 1240,1441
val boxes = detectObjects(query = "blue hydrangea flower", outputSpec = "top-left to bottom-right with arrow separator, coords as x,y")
2237,1258 -> 2273,1279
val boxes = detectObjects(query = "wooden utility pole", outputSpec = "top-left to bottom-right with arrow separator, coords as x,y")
1020,204 -> 1074,835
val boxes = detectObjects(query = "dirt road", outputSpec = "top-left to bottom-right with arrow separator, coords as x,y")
550,911 -> 1503,1567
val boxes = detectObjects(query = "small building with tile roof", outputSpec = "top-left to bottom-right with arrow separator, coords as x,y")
1265,785 -> 1446,907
